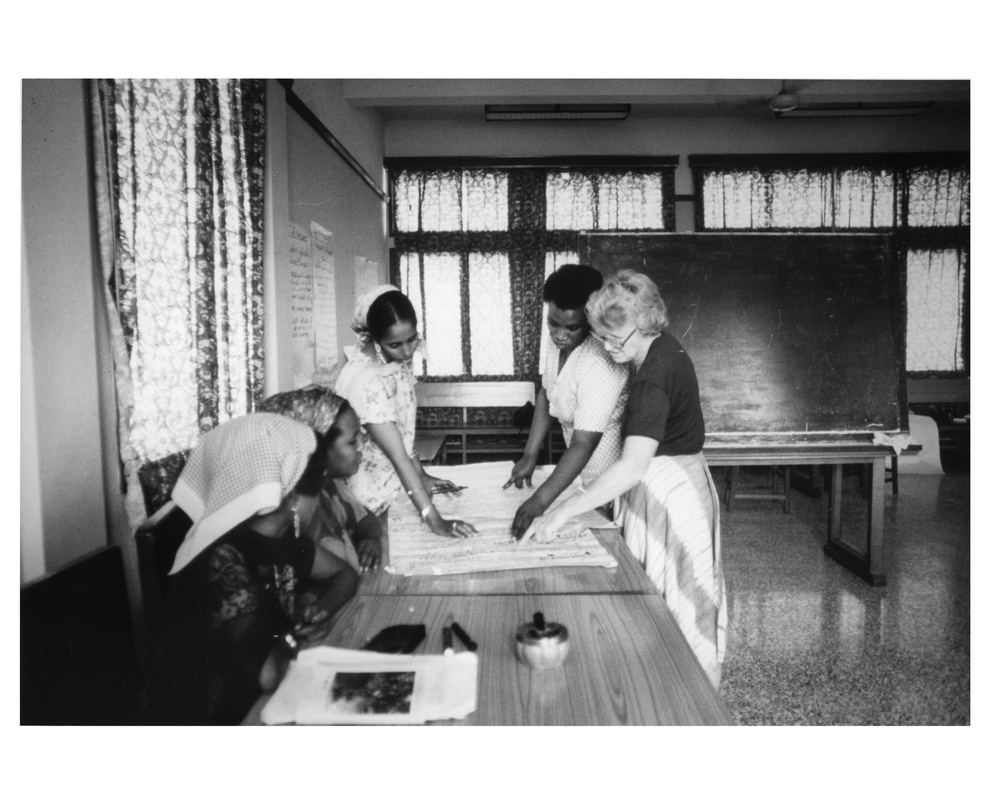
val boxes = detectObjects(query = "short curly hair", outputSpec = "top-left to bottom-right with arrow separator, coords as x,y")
585,269 -> 668,335
543,264 -> 605,311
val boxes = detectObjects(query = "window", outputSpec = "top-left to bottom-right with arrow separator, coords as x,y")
92,79 -> 267,522
693,154 -> 969,376
388,159 -> 676,380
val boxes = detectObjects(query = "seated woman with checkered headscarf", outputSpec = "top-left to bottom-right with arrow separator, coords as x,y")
143,410 -> 359,724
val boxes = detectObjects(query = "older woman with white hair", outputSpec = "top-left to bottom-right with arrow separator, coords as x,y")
522,269 -> 726,688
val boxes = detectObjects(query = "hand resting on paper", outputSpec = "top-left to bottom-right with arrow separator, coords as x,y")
354,534 -> 381,572
414,494 -> 478,539
519,506 -> 570,544
428,515 -> 479,539
352,512 -> 383,572
510,496 -> 546,541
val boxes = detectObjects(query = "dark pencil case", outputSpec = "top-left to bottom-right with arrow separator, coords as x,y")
361,624 -> 427,654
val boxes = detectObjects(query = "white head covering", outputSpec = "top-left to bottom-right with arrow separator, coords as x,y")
169,413 -> 317,574
349,283 -> 428,362
350,284 -> 401,347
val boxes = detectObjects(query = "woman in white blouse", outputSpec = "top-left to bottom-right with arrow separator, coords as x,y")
505,264 -> 630,539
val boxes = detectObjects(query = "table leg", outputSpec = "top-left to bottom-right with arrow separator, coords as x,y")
823,460 -> 887,587
865,456 -> 887,585
827,464 -> 842,542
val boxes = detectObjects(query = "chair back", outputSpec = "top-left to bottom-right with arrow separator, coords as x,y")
134,502 -> 192,649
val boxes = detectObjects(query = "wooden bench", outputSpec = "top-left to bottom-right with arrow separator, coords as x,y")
415,381 -> 564,465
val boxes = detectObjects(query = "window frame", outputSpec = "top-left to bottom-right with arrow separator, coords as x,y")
690,152 -> 969,378
386,156 -> 678,382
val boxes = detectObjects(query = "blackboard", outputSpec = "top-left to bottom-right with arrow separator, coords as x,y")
579,233 -> 906,438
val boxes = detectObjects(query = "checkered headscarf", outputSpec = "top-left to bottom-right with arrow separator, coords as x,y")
257,385 -> 349,438
169,414 -> 317,574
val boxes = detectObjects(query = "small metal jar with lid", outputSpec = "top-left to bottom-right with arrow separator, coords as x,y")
515,611 -> 569,670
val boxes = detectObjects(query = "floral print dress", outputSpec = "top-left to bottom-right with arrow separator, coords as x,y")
334,346 -> 418,515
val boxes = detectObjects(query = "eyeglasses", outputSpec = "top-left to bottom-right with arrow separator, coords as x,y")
600,328 -> 637,350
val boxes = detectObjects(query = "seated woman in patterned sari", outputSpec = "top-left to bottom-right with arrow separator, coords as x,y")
143,413 -> 359,724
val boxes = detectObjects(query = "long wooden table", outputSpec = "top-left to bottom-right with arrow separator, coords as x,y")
704,441 -> 894,586
244,461 -> 732,725
244,593 -> 732,726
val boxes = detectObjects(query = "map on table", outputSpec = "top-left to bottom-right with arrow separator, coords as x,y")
385,462 -> 618,576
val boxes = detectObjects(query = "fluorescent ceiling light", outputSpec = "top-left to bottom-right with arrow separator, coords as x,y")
485,104 -> 631,121
776,102 -> 934,118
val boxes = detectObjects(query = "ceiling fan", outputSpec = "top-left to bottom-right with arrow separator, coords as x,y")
767,80 -> 933,118
768,80 -> 800,112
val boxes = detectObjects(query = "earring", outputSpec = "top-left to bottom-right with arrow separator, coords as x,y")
374,341 -> 387,365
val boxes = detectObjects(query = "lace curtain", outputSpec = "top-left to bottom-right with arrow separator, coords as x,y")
91,79 -> 266,522
906,167 -> 970,374
701,167 -> 897,229
391,165 -> 673,381
696,159 -> 969,375
906,249 -> 967,372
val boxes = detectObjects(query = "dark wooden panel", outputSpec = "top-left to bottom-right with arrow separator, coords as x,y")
21,546 -> 140,724
580,233 -> 905,437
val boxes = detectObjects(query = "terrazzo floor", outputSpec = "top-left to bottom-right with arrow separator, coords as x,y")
712,464 -> 971,726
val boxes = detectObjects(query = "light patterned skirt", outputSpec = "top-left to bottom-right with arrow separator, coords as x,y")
620,452 -> 727,688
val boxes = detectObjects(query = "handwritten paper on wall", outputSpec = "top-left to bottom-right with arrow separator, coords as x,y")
354,256 -> 380,299
385,462 -> 617,576
310,222 -> 339,379
288,221 -> 341,388
289,222 -> 316,388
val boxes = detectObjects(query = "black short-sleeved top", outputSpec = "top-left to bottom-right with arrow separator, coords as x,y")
623,331 -> 706,456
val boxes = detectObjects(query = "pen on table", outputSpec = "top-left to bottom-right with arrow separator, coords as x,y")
451,621 -> 478,652
432,482 -> 467,494
442,626 -> 454,656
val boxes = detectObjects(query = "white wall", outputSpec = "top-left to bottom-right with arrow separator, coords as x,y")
266,79 -> 388,393
21,225 -> 45,584
21,79 -> 110,579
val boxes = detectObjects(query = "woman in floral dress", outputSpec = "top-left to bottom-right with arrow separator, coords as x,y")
334,285 -> 476,539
